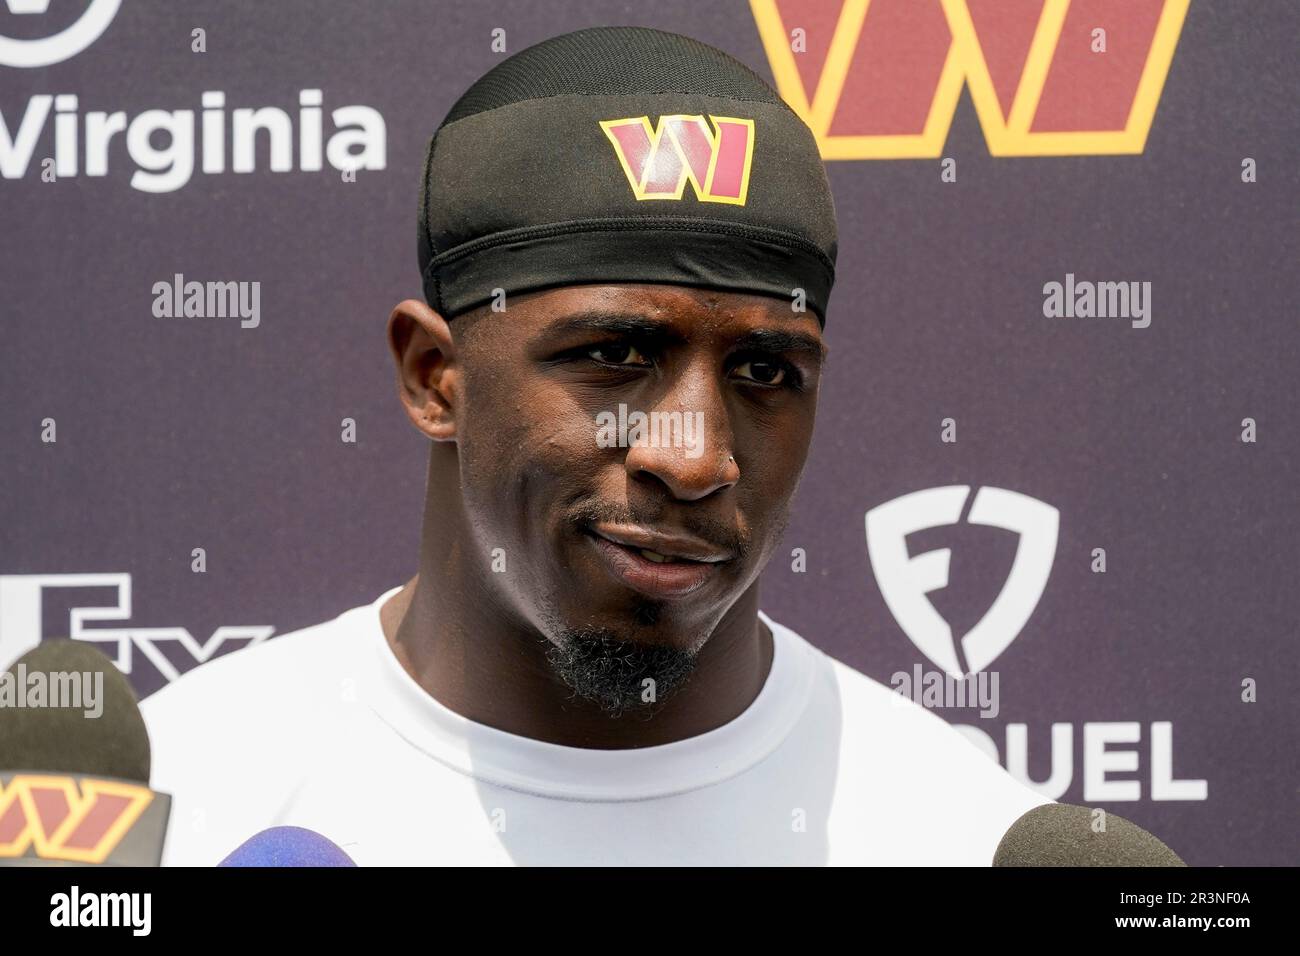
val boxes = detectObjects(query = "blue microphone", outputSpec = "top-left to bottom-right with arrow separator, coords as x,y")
218,827 -> 356,867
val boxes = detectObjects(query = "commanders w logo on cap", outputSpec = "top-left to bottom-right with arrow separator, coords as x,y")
600,115 -> 755,205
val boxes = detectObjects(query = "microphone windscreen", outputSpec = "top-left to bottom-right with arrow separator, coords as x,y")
0,640 -> 151,783
993,803 -> 1186,866
219,827 -> 357,867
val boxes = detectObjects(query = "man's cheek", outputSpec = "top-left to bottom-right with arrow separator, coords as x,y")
477,422 -> 602,506
459,419 -> 534,507
538,410 -> 609,468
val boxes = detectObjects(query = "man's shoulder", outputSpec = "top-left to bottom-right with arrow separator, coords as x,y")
138,600 -> 382,863
827,649 -> 1043,795
765,616 -> 1050,862
139,599 -> 376,777
142,607 -> 357,723
820,652 -> 994,758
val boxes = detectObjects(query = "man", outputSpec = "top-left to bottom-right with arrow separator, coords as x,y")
142,25 -> 1050,865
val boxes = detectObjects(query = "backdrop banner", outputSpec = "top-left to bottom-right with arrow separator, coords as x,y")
1,0 -> 1295,866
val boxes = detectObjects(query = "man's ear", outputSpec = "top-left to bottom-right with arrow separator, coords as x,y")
387,299 -> 461,441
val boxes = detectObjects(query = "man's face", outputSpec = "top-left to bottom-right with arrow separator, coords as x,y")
453,281 -> 824,639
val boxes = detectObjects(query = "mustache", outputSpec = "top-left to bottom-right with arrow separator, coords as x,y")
568,501 -> 752,559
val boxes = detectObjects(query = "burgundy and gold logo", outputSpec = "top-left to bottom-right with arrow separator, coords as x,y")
751,0 -> 1190,158
600,115 -> 756,205
0,773 -> 154,864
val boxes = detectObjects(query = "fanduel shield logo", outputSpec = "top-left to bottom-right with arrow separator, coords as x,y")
866,486 -> 1058,677
0,0 -> 121,68
600,114 -> 755,205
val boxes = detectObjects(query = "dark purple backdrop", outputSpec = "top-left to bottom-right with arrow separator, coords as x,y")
1,0 -> 1295,865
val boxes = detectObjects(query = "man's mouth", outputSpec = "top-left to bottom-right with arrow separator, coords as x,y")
637,548 -> 680,564
583,523 -> 735,599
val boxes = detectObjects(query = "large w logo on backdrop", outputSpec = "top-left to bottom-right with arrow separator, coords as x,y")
751,0 -> 1190,158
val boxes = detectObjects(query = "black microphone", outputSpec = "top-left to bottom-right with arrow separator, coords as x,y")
993,803 -> 1186,866
0,640 -> 171,866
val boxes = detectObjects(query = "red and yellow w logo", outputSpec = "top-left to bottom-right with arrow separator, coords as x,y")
0,774 -> 153,864
600,115 -> 756,205
751,0 -> 1190,158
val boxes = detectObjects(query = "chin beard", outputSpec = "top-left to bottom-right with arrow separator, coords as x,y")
543,615 -> 698,718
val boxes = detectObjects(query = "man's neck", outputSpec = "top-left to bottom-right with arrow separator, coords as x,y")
380,569 -> 773,750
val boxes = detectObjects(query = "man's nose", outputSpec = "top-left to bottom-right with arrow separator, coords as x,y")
622,368 -> 740,502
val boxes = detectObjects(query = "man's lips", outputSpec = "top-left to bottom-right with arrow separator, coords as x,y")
584,523 -> 735,600
589,523 -> 735,563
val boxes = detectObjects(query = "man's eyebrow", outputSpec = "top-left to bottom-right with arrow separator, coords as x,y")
538,311 -> 827,361
541,311 -> 679,340
730,328 -> 827,362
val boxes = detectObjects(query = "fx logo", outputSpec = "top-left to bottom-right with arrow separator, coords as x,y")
0,573 -> 273,684
0,0 -> 121,68
866,486 -> 1058,678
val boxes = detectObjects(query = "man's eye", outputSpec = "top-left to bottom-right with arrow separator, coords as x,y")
733,360 -> 787,386
588,343 -> 649,366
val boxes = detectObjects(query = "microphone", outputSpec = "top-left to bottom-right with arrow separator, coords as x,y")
993,803 -> 1186,866
218,827 -> 357,867
0,640 -> 171,866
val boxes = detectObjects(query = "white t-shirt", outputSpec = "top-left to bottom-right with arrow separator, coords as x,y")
141,586 -> 1049,865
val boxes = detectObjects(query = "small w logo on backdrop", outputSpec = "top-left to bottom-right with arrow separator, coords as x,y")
600,115 -> 755,205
